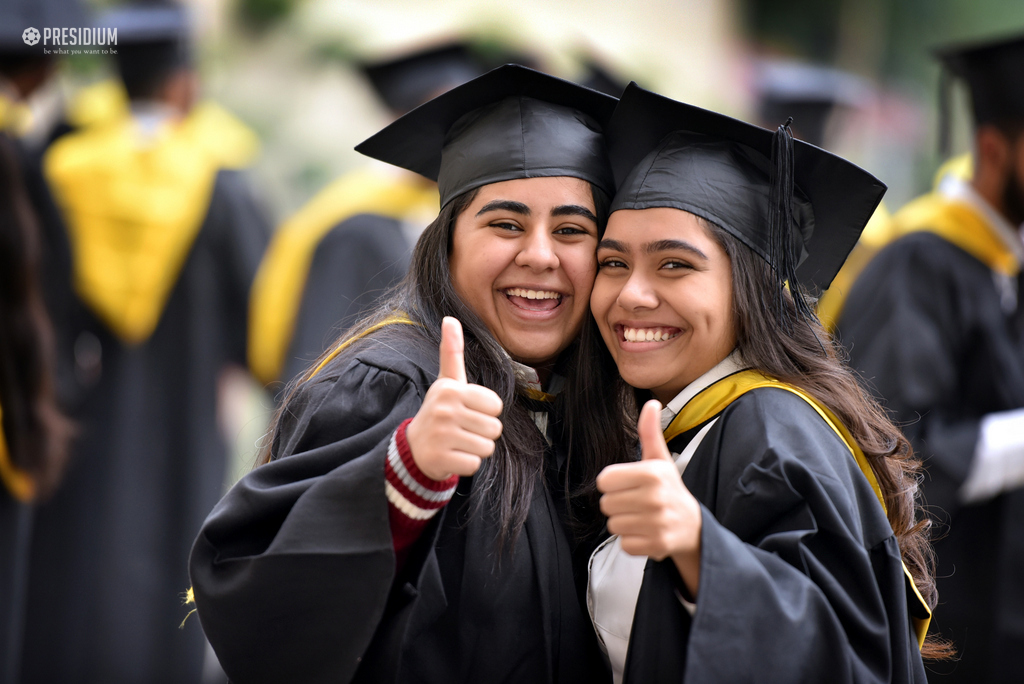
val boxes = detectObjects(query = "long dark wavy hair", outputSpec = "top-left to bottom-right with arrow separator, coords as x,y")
581,213 -> 950,659
0,135 -> 72,499
259,182 -> 634,551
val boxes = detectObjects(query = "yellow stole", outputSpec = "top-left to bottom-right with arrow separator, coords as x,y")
43,105 -> 259,345
248,171 -> 438,385
663,369 -> 932,648
0,402 -> 35,503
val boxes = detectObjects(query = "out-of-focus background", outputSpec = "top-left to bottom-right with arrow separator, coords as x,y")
22,0 -> 1024,481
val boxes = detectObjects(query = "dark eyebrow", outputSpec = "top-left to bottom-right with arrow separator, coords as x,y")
596,238 -> 709,260
476,200 -> 531,217
597,238 -> 628,252
551,204 -> 597,223
644,239 -> 708,260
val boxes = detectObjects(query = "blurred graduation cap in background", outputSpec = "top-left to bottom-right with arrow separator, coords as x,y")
0,0 -> 88,55
580,59 -> 628,98
935,32 -> 1024,155
360,41 -> 487,116
356,64 -> 616,207
753,58 -> 871,149
98,1 -> 193,101
608,82 -> 886,296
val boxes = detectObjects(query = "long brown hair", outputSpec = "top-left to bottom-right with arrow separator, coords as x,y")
702,219 -> 950,659
0,135 -> 72,499
260,182 -> 633,551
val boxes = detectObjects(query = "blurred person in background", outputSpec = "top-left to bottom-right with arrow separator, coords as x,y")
18,2 -> 271,682
836,33 -> 1024,683
0,2 -> 81,682
0,132 -> 71,684
0,0 -> 88,411
248,41 -> 486,390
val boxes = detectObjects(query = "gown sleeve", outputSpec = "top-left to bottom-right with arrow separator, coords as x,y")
624,389 -> 925,684
188,349 -> 430,684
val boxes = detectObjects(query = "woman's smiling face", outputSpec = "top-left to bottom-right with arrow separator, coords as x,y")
591,207 -> 736,403
449,176 -> 600,367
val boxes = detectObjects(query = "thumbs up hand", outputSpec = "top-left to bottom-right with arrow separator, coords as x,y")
596,400 -> 703,577
405,317 -> 504,481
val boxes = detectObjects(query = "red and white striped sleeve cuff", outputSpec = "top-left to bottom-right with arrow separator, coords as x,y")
385,418 -> 459,563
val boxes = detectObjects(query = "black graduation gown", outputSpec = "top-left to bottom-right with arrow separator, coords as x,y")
189,327 -> 611,684
281,213 -> 410,384
19,169 -> 270,684
0,130 -> 68,684
622,388 -> 927,683
836,232 -> 1024,682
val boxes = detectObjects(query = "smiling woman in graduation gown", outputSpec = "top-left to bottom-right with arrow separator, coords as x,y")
189,65 -> 630,683
583,84 -> 943,683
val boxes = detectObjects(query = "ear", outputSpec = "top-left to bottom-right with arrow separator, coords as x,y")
972,125 -> 1012,205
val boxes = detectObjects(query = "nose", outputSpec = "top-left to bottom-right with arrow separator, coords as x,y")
514,230 -> 559,272
617,270 -> 659,311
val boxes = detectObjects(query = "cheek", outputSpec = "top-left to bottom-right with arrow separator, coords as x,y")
590,273 -> 617,320
561,246 -> 598,298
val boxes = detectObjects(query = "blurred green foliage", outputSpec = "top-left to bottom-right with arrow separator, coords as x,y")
741,0 -> 1024,82
236,0 -> 302,31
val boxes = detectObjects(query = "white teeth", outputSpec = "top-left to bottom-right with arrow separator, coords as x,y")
622,327 -> 679,343
505,288 -> 561,300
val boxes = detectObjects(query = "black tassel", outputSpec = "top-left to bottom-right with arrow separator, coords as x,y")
767,118 -> 816,327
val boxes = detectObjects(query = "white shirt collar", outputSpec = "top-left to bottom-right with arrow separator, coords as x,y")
130,101 -> 180,140
660,350 -> 748,431
938,172 -> 1024,264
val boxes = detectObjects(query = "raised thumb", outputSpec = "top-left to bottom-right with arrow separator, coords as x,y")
639,399 -> 672,462
438,316 -> 467,383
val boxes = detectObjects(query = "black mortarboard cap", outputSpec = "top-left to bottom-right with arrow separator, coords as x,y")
608,83 -> 885,295
754,59 -> 868,148
0,0 -> 88,55
360,42 -> 485,115
936,32 -> 1024,125
99,2 -> 193,101
935,32 -> 1024,154
356,64 -> 617,207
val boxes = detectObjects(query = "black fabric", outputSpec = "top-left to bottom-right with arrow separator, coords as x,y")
281,213 -> 411,386
0,495 -> 32,684
19,169 -> 270,684
355,65 -> 616,207
607,82 -> 886,292
622,388 -> 927,683
836,231 -> 1024,683
189,328 -> 611,684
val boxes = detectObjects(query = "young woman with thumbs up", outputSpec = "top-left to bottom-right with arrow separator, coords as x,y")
188,66 -> 631,684
582,85 -> 947,683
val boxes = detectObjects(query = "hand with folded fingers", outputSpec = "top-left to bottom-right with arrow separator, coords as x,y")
405,317 -> 505,482
597,399 -> 703,596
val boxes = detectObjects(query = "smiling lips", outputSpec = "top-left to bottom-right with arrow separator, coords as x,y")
504,287 -> 563,312
618,325 -> 682,343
